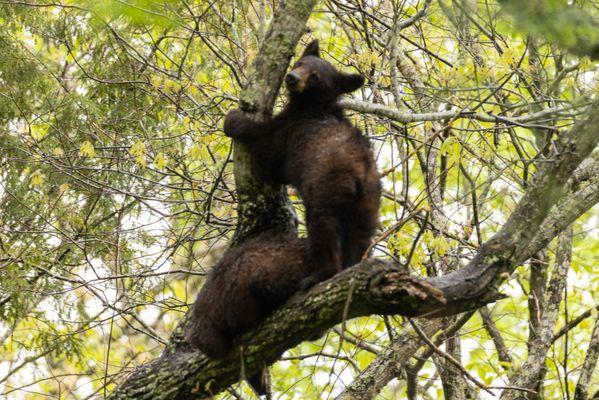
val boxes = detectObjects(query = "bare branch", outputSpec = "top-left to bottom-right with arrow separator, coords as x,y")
339,98 -> 577,127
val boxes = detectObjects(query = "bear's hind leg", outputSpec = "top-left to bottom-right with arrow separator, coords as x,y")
249,278 -> 294,310
341,204 -> 378,268
301,208 -> 343,288
341,223 -> 375,268
247,366 -> 270,397
185,323 -> 232,359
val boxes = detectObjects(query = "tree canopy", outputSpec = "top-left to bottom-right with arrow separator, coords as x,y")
0,1 -> 598,399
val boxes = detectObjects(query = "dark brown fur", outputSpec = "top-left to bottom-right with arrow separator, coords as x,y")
224,40 -> 381,285
185,231 -> 313,358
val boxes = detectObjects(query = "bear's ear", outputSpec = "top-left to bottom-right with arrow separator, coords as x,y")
336,73 -> 365,94
301,40 -> 320,58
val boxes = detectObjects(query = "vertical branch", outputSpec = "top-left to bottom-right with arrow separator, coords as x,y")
433,334 -> 473,400
557,226 -> 573,400
501,227 -> 572,400
573,314 -> 599,400
528,251 -> 548,351
232,0 -> 318,242
479,306 -> 512,367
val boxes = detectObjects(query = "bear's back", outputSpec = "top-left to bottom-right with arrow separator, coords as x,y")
280,116 -> 377,196
185,231 -> 311,358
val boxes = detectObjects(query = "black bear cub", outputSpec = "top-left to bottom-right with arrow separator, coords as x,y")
185,230 -> 312,358
225,40 -> 381,286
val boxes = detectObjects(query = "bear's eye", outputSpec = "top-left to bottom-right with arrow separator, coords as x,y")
309,73 -> 319,82
294,62 -> 302,68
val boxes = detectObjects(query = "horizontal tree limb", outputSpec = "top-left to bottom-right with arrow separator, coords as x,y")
339,98 -> 578,127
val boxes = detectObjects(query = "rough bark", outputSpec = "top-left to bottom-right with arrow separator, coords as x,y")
108,265 -> 447,400
574,314 -> 599,400
501,227 -> 572,400
231,0 -> 317,242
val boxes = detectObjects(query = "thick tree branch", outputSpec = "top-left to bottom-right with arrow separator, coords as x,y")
108,266 -> 447,399
232,0 -> 317,242
525,153 -> 599,257
501,227 -> 571,399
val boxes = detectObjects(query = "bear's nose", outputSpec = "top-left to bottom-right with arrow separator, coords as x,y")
285,72 -> 300,86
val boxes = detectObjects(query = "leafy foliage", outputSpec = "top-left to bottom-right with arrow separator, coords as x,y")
0,0 -> 597,399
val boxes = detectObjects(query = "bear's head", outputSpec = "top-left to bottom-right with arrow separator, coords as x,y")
284,40 -> 365,105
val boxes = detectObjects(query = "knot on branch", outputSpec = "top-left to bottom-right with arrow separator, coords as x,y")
369,269 -> 446,314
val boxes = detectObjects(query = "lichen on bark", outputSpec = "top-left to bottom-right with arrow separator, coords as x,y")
231,0 -> 318,243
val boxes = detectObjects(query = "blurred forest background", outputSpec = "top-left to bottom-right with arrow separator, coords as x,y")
0,0 -> 598,399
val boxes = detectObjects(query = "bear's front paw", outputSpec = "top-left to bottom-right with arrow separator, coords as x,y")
223,109 -> 245,137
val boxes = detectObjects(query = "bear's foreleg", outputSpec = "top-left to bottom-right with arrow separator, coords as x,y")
223,109 -> 263,140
